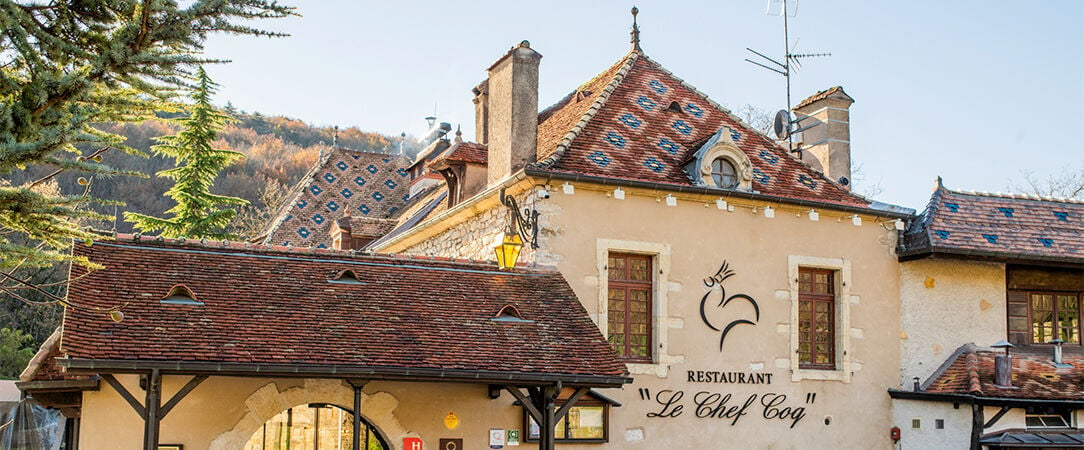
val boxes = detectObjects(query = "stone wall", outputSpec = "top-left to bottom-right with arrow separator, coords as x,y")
398,190 -> 559,266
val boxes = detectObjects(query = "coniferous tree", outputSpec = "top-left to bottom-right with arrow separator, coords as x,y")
125,68 -> 248,239
0,1 -> 295,270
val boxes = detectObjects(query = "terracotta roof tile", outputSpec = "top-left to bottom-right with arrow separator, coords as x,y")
263,148 -> 412,247
59,235 -> 628,381
925,346 -> 1084,401
532,52 -> 870,208
432,142 -> 488,166
902,180 -> 1084,263
794,86 -> 853,109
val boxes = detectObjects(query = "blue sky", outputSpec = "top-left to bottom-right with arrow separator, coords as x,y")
202,1 -> 1084,210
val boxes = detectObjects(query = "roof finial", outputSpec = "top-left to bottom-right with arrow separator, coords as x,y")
630,6 -> 641,52
454,125 -> 463,144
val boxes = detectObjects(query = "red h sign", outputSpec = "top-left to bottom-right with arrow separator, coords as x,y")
403,437 -> 424,450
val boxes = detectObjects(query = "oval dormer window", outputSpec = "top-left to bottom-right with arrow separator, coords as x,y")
711,158 -> 738,189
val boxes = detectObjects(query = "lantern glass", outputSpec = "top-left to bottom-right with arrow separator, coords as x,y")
494,232 -> 524,269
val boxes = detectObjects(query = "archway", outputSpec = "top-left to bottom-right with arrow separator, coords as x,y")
243,403 -> 390,450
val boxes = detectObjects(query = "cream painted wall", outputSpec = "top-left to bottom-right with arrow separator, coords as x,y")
539,185 -> 903,449
891,399 -> 973,450
79,376 -> 547,450
898,259 -> 1006,386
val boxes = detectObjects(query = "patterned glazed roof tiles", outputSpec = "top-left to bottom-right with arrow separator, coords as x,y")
924,345 -> 1084,401
263,148 -> 411,247
532,52 -> 870,208
58,235 -> 629,380
903,180 -> 1084,263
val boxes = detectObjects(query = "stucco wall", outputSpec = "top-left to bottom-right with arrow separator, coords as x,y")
538,185 -> 903,448
898,259 -> 1006,386
79,376 -> 548,450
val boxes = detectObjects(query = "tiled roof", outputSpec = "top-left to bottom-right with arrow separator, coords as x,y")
532,51 -> 870,208
59,235 -> 628,382
262,148 -> 412,247
902,179 -> 1084,263
341,216 -> 398,238
794,86 -> 852,110
433,142 -> 487,166
924,344 -> 1084,401
19,329 -> 89,382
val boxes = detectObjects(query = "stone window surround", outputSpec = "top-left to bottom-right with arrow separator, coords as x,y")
788,255 -> 854,383
699,141 -> 752,190
595,238 -> 683,378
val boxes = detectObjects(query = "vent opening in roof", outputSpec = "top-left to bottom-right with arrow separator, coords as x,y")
665,101 -> 683,113
491,305 -> 533,323
160,284 -> 204,306
329,269 -> 365,284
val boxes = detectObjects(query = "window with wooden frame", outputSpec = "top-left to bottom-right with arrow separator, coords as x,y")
798,268 -> 836,369
607,253 -> 652,362
1029,292 -> 1081,345
524,390 -> 613,443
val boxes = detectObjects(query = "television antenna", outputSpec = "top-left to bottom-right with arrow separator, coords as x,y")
745,0 -> 831,156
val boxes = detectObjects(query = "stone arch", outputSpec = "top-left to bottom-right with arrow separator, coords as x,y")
210,379 -> 414,450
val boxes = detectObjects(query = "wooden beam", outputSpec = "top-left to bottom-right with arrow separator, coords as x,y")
554,387 -> 589,423
504,386 -> 543,424
983,405 -> 1011,429
160,375 -> 207,418
100,374 -> 145,419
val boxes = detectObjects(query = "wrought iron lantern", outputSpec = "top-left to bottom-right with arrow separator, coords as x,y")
493,189 -> 539,270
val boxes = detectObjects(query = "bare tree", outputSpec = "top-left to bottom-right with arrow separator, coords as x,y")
1008,167 -> 1084,199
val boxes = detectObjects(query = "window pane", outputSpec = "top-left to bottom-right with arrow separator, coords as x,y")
569,407 -> 605,439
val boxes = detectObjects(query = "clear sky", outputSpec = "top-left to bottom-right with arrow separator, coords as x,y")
201,0 -> 1084,211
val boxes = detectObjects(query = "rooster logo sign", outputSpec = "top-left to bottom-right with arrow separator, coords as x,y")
699,261 -> 760,351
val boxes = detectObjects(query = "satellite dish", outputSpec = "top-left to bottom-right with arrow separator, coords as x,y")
773,110 -> 791,139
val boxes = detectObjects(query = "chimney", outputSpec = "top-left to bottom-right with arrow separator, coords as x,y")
473,80 -> 489,145
484,40 -> 542,187
991,340 -> 1014,388
793,86 -> 854,189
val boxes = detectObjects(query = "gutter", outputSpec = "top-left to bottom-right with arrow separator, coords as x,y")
898,247 -> 1084,266
524,167 -> 915,219
58,358 -> 632,389
888,389 -> 1084,407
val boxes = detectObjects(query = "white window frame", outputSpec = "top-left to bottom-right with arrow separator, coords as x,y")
788,255 -> 853,382
596,238 -> 681,377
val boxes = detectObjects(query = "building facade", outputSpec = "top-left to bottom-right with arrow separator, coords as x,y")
891,181 -> 1083,449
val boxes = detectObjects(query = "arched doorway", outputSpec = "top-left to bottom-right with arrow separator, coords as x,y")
243,403 -> 390,450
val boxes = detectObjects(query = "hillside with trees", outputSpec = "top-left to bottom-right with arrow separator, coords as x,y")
0,110 -> 422,376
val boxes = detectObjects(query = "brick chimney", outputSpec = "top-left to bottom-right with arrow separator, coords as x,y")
483,41 -> 542,187
793,86 -> 854,189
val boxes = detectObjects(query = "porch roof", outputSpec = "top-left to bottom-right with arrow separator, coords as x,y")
56,234 -> 630,388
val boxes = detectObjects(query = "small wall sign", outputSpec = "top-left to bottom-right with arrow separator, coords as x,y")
404,437 -> 424,450
444,412 -> 459,430
439,438 -> 463,450
506,429 -> 520,446
489,428 -> 505,448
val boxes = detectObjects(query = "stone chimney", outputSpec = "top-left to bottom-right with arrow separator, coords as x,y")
793,86 -> 854,189
472,80 -> 489,145
484,41 -> 542,187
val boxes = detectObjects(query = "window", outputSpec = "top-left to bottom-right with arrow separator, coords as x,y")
788,255 -> 852,382
1025,406 -> 1072,429
1030,292 -> 1080,344
525,390 -> 611,443
710,158 -> 738,189
798,268 -> 836,369
607,253 -> 652,362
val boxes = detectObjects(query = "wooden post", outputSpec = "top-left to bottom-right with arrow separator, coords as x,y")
348,380 -> 366,450
970,403 -> 983,450
540,386 -> 556,450
143,369 -> 162,450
